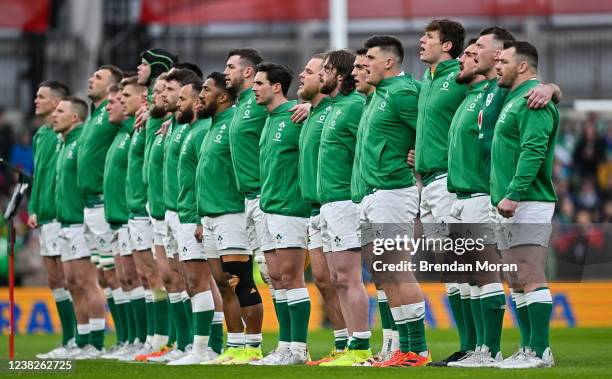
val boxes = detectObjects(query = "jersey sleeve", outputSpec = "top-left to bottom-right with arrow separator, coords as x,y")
393,87 -> 419,131
345,100 -> 365,137
505,107 -> 555,201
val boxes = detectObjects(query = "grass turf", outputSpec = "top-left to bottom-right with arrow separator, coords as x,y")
3,327 -> 611,378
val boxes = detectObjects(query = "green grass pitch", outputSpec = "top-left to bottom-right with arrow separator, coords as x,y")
3,328 -> 612,378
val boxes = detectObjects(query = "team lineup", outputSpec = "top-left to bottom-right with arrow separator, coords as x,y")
27,19 -> 560,369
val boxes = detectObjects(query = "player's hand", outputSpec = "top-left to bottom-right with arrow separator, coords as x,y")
407,149 -> 415,167
194,225 -> 203,243
157,119 -> 172,136
134,106 -> 149,130
497,198 -> 518,218
290,103 -> 311,123
525,84 -> 553,109
27,214 -> 38,228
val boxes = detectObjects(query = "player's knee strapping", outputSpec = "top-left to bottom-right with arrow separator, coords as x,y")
222,257 -> 262,307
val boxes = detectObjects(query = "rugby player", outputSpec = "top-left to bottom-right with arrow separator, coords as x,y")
53,97 -> 107,359
119,76 -> 168,360
196,72 -> 265,365
316,49 -> 372,366
351,48 -> 400,361
167,78 -> 222,365
78,65 -> 124,342
158,68 -> 202,361
490,41 -> 558,369
444,39 -> 504,367
224,49 -> 306,366
254,63 -> 311,365
29,81 -> 77,359
144,73 -> 192,363
360,35 -> 430,367
413,19 -> 468,366
100,83 -> 137,359
296,53 -> 349,366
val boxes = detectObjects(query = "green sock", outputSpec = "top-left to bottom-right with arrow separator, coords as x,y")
287,288 -> 310,343
51,288 -> 76,345
105,290 -> 121,345
513,291 -> 531,349
390,307 -> 410,353
88,319 -> 105,350
446,284 -> 465,351
348,331 -> 371,350
169,292 -> 191,351
403,302 -> 427,353
125,301 -> 136,343
145,291 -> 155,342
75,324 -> 90,348
275,290 -> 292,344
334,329 -> 349,351
460,284 -> 476,351
167,306 -> 176,346
377,291 -> 392,351
470,285 -> 484,349
129,288 -> 148,343
389,307 -> 397,330
378,298 -> 392,330
153,292 -> 170,340
192,291 -> 214,353
116,301 -> 129,343
208,312 -> 224,354
182,294 -> 194,343
526,288 -> 553,358
480,284 -> 505,356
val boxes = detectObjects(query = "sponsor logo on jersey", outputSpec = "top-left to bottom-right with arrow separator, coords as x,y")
273,121 -> 286,142
214,123 -> 227,144
498,102 -> 514,124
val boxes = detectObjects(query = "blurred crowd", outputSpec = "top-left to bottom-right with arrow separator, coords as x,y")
554,112 -> 612,224
1,110 -> 611,284
551,112 -> 612,281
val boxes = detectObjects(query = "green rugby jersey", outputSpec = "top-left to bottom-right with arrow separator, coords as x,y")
490,79 -> 559,205
228,87 -> 269,197
478,81 -> 509,189
126,116 -> 148,217
359,75 -> 419,191
415,59 -> 467,183
318,91 -> 365,204
29,124 -> 61,224
178,118 -> 210,223
147,119 -> 170,220
142,115 -> 166,187
77,100 -> 118,205
103,119 -> 132,225
298,96 -> 333,204
260,100 -> 310,217
163,119 -> 188,212
447,79 -> 492,194
197,107 -> 244,217
55,125 -> 84,225
350,93 -> 373,203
